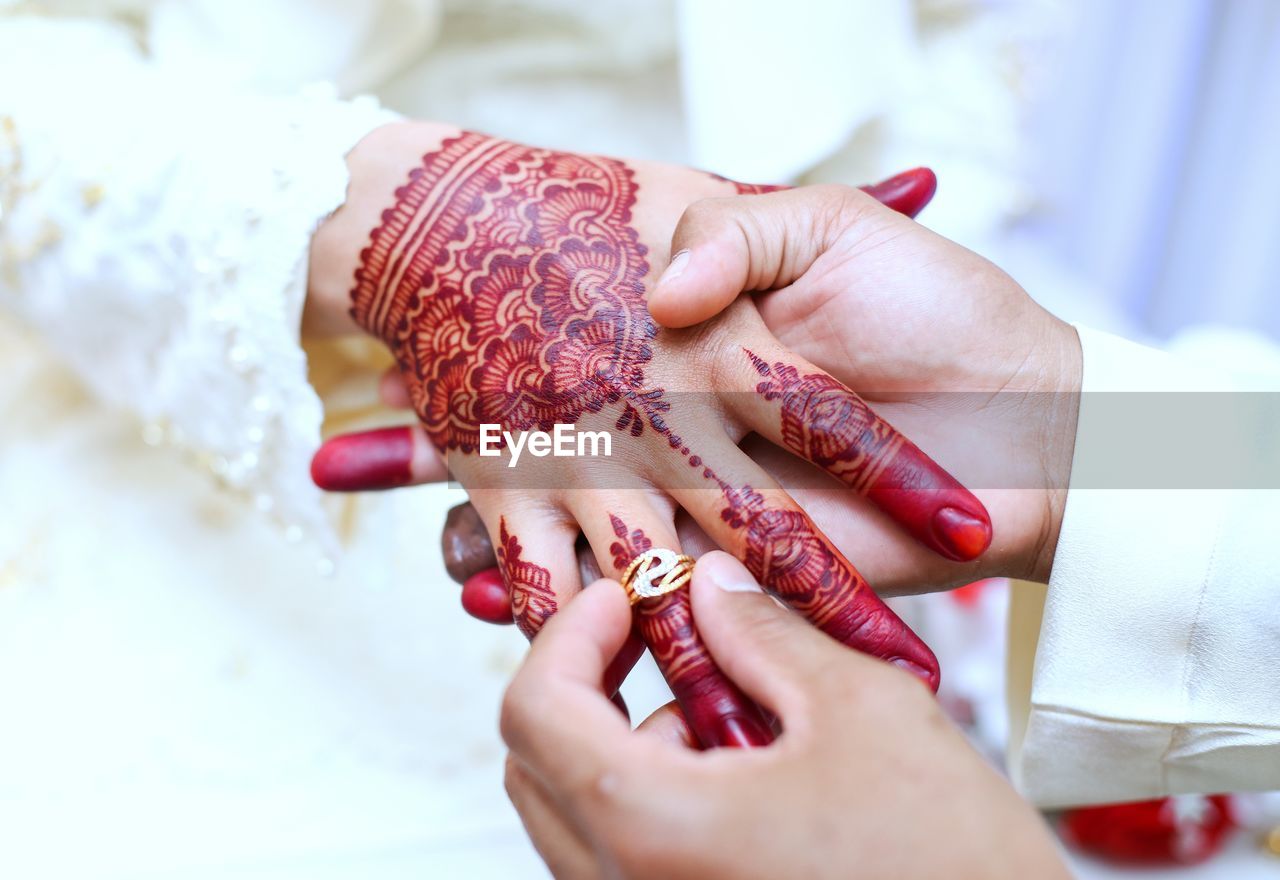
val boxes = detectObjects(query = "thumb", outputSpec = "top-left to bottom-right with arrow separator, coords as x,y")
647,180 -> 923,329
689,551 -> 845,717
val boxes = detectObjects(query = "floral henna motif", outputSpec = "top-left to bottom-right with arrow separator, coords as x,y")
750,353 -> 904,495
348,129 -> 944,685
350,131 -> 659,452
718,484 -> 939,689
497,518 -> 556,639
748,351 -> 992,562
608,515 -> 772,748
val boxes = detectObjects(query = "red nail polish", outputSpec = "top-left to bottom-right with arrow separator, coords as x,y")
461,568 -> 514,625
931,505 -> 993,561
863,167 -> 937,218
714,713 -> 774,748
310,426 -> 414,491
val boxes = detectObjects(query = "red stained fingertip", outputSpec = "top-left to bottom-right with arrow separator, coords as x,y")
461,568 -> 514,625
863,167 -> 938,218
310,426 -> 414,491
714,713 -> 775,749
931,506 -> 993,562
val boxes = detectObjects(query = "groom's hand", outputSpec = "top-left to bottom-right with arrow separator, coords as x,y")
648,184 -> 1082,586
500,552 -> 1069,880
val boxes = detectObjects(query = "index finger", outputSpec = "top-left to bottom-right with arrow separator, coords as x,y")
500,579 -> 637,784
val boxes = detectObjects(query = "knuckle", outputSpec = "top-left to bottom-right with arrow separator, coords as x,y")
675,195 -> 729,238
813,183 -> 875,240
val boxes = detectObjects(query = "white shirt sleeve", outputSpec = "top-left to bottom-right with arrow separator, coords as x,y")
0,17 -> 399,547
1008,325 -> 1280,807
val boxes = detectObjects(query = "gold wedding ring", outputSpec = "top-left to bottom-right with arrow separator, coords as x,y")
620,549 -> 696,606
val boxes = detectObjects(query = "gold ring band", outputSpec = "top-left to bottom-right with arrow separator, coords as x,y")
620,549 -> 695,606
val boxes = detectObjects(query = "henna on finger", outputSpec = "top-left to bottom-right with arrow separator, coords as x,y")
747,351 -> 992,562
606,514 -> 773,749
496,518 -> 560,640
493,517 -> 646,691
310,425 -> 417,491
707,166 -> 936,218
720,484 -> 940,690
461,568 -> 513,625
666,448 -> 941,690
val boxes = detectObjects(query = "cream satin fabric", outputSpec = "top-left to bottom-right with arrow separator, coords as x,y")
1008,327 -> 1280,807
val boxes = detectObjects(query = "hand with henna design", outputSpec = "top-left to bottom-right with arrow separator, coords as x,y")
306,122 -> 991,745
316,169 -> 945,620
430,168 -> 1082,608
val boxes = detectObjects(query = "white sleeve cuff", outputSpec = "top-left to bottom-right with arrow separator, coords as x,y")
1010,326 -> 1280,806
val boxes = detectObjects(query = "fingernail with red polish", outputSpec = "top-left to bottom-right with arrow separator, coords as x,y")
931,506 -> 992,561
715,713 -> 774,748
310,426 -> 414,491
864,167 -> 937,218
461,568 -> 514,625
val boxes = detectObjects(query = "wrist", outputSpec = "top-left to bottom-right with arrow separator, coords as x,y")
1025,318 -> 1083,582
304,120 -> 456,339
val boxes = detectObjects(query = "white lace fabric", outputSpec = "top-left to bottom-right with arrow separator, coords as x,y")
0,16 -> 399,549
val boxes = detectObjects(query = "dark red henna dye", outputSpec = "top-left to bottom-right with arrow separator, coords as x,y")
748,352 -> 991,563
861,167 -> 937,219
350,131 -> 657,451
496,518 -> 557,639
461,568 -> 514,625
347,129 -> 945,689
608,515 -> 772,748
718,483 -> 940,690
309,426 -> 414,491
707,168 -> 936,218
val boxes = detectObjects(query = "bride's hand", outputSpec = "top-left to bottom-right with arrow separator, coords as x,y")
313,166 -> 952,621
306,123 -> 991,740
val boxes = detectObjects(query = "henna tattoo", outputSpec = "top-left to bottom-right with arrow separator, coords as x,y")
608,515 -> 772,748
496,518 -> 556,639
701,169 -> 787,196
719,483 -> 940,688
751,354 -> 904,494
607,514 -> 653,569
730,181 -> 788,196
348,130 -> 944,685
351,131 -> 659,453
748,350 -> 992,563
